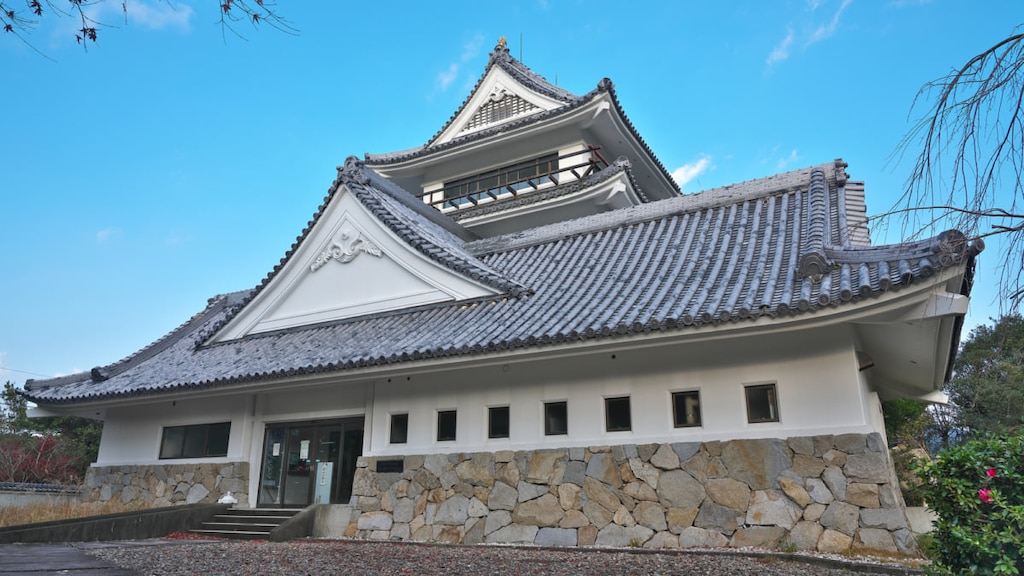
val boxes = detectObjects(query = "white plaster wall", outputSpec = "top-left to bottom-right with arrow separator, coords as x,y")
96,395 -> 251,466
368,326 -> 876,457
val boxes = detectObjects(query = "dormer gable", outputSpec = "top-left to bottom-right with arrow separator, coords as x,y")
208,158 -> 524,343
428,38 -> 576,147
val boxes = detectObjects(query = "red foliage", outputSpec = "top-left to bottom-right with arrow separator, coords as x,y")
0,434 -> 82,484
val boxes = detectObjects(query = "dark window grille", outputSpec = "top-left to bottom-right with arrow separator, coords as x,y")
488,406 -> 510,439
390,414 -> 409,444
544,401 -> 568,436
463,94 -> 538,131
159,422 -> 230,459
604,397 -> 632,432
672,391 -> 702,428
745,384 -> 780,423
437,410 -> 457,442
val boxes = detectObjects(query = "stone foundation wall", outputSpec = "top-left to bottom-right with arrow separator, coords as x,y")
349,434 -> 915,554
82,462 -> 249,507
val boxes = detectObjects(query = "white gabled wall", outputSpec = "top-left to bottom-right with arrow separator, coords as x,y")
96,395 -> 252,466
367,325 -> 876,457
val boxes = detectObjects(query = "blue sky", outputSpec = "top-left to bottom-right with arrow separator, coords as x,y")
2,1 -> 1021,388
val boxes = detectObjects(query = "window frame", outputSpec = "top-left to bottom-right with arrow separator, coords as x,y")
604,396 -> 632,432
544,401 -> 568,436
159,422 -> 231,460
745,383 -> 780,424
488,406 -> 510,439
389,413 -> 409,445
671,390 -> 703,428
436,409 -> 457,442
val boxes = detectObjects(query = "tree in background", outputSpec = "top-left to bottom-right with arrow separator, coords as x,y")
1,0 -> 295,52
890,28 -> 1024,308
942,315 -> 1024,443
0,381 -> 102,484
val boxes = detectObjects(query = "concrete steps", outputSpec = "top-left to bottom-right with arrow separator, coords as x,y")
190,508 -> 300,540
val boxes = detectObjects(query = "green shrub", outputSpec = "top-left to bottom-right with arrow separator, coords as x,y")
916,433 -> 1024,575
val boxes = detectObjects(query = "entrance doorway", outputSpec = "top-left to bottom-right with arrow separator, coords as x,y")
257,418 -> 363,507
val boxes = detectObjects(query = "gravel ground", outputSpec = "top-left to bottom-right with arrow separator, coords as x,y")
86,539 -> 926,576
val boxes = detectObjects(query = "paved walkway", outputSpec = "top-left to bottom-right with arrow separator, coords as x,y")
0,542 -> 139,576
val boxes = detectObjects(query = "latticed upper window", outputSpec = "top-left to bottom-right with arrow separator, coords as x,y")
463,94 -> 538,132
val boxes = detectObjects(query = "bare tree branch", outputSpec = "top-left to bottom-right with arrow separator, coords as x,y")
889,28 -> 1024,309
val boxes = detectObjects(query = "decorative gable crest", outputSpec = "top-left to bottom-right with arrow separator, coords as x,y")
310,225 -> 382,271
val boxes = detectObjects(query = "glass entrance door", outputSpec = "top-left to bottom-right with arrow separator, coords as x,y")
257,418 -> 363,507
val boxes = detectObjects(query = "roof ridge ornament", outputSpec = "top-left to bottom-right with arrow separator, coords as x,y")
798,167 -> 833,281
338,155 -> 370,185
489,36 -> 511,65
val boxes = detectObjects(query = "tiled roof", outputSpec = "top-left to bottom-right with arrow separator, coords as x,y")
23,160 -> 981,405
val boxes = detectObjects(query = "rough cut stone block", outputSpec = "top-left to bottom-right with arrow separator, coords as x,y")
854,528 -> 897,552
845,483 -> 880,508
357,511 -> 393,531
671,442 -> 702,464
650,444 -> 681,470
536,527 -> 577,547
595,523 -> 654,547
488,481 -> 517,511
679,526 -> 729,548
866,433 -> 886,453
464,518 -> 484,545
585,453 -> 623,488
582,500 -> 614,528
706,478 -> 751,511
456,452 -> 495,487
644,531 -> 680,549
731,526 -> 787,548
186,483 -> 209,504
694,501 -> 742,534
583,477 -> 622,512
559,509 -> 590,528
622,481 -> 658,502
788,436 -> 815,456
633,501 -> 668,531
568,447 -> 586,462
822,450 -> 847,468
834,434 -> 867,454
780,477 -> 811,507
805,478 -> 834,504
656,470 -> 706,509
820,501 -> 860,536
666,507 -> 699,534
628,459 -> 659,489
681,451 -> 709,483
487,523 -> 538,544
746,490 -> 802,530
637,443 -> 659,462
792,455 -> 826,478
468,497 -> 489,518
721,439 -> 791,490
844,453 -> 889,483
612,505 -> 636,527
558,483 -> 581,510
860,508 -> 908,531
393,498 -> 416,523
495,451 -> 514,463
812,435 -> 834,457
484,510 -> 512,535
423,454 -> 449,478
788,521 -> 825,550
817,528 -> 853,553
513,494 -> 564,526
517,481 -> 549,502
562,461 -> 586,487
821,466 -> 848,501
578,524 -> 598,546
527,449 -> 567,484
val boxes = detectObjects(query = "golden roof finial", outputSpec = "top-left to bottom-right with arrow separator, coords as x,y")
497,36 -> 507,49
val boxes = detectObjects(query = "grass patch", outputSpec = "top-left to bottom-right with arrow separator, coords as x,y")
0,499 -> 147,528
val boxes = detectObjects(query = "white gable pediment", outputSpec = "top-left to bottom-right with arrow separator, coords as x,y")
212,186 -> 500,342
431,66 -> 569,147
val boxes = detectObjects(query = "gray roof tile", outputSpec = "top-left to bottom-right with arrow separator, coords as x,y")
23,159 -> 982,405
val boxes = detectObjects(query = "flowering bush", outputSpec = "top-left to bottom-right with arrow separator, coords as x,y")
916,433 -> 1024,575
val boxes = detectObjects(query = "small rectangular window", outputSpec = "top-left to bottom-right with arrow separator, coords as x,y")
390,413 -> 409,444
437,410 -> 457,442
159,422 -> 230,459
604,397 -> 631,432
488,406 -> 510,439
746,384 -> 779,423
544,401 -> 568,436
672,391 -> 702,428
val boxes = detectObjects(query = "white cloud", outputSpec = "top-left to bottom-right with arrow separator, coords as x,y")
766,29 -> 794,65
809,0 -> 852,45
671,154 -> 714,190
96,227 -> 122,243
777,149 -> 800,171
436,35 -> 486,92
125,1 -> 195,32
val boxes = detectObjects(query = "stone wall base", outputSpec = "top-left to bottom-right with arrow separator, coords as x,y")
349,435 -> 916,555
83,462 -> 249,508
